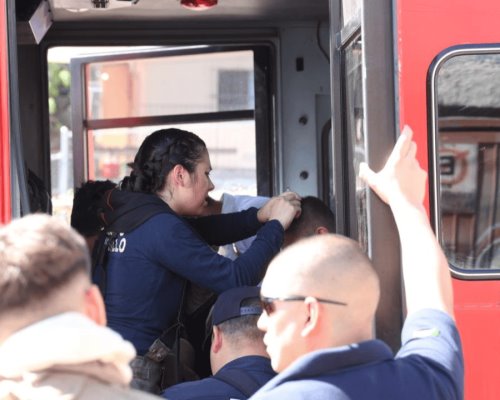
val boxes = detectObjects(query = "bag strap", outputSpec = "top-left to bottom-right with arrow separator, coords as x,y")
162,279 -> 188,383
91,231 -> 118,299
213,368 -> 261,398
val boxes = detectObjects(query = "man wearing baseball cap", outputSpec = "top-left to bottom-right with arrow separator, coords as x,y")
163,286 -> 275,400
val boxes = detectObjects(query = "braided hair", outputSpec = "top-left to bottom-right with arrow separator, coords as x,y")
121,128 -> 207,193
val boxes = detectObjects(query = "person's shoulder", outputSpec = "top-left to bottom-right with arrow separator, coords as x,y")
396,309 -> 463,398
251,348 -> 384,400
94,384 -> 160,400
230,355 -> 275,375
401,308 -> 459,347
163,377 -> 231,400
86,384 -> 159,400
131,210 -> 183,234
162,379 -> 201,399
251,377 -> 343,400
21,371 -> 159,400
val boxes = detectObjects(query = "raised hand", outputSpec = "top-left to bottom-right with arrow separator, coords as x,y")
359,125 -> 427,208
359,125 -> 454,317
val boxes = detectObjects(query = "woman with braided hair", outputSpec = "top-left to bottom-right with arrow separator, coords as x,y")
93,128 -> 300,393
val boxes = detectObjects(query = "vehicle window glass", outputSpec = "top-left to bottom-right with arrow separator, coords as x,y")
48,46 -> 141,220
343,36 -> 367,251
435,51 -> 500,272
48,47 -> 259,221
85,50 -> 254,119
342,0 -> 361,26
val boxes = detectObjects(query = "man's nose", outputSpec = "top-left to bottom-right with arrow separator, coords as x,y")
257,312 -> 267,332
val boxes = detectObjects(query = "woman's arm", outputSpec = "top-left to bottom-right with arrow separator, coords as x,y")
187,208 -> 262,246
151,214 -> 283,293
187,192 -> 301,246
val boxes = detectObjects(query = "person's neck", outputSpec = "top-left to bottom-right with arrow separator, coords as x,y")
212,341 -> 268,374
327,323 -> 375,349
156,191 -> 180,214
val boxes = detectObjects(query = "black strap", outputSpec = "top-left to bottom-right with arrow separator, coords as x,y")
160,280 -> 188,383
213,368 -> 261,398
91,231 -> 119,299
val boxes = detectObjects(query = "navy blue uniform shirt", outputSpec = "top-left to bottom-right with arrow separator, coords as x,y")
93,191 -> 284,355
250,309 -> 464,400
163,355 -> 276,400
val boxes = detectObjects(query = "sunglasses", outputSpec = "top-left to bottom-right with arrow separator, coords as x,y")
260,295 -> 348,315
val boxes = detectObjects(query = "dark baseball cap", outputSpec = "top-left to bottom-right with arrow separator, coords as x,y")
212,286 -> 262,326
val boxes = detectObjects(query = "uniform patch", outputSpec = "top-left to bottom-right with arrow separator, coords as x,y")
412,327 -> 440,338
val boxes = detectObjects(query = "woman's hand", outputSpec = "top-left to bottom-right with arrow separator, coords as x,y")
257,192 -> 301,229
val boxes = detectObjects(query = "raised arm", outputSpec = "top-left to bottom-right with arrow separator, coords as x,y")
359,126 -> 454,319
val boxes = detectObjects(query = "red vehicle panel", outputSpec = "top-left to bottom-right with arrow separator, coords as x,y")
396,1 -> 500,398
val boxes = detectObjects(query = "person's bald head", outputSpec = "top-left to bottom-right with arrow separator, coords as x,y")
259,234 -> 380,372
268,234 -> 378,302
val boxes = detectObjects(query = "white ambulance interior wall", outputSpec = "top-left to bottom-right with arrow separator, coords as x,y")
277,23 -> 331,197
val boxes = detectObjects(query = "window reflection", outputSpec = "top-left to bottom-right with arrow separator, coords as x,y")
83,49 -> 259,197
85,50 -> 254,119
343,36 -> 367,251
342,0 -> 361,26
435,52 -> 500,271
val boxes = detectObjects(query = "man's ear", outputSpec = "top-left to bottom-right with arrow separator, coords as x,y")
84,285 -> 107,326
301,297 -> 319,337
211,326 -> 223,354
315,226 -> 329,235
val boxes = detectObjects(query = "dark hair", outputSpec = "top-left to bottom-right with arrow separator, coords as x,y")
121,128 -> 207,193
71,180 -> 116,237
286,196 -> 336,240
0,214 -> 89,314
217,297 -> 263,343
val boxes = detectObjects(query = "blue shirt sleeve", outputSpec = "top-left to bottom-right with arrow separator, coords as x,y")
397,309 -> 464,400
187,207 -> 262,246
149,213 -> 283,293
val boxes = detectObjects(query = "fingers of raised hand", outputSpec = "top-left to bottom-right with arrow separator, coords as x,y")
359,126 -> 423,205
276,195 -> 301,214
359,162 -> 376,185
268,194 -> 302,223
278,201 -> 302,229
407,140 -> 417,160
280,191 -> 301,201
288,199 -> 302,218
389,125 -> 413,164
359,162 -> 389,204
